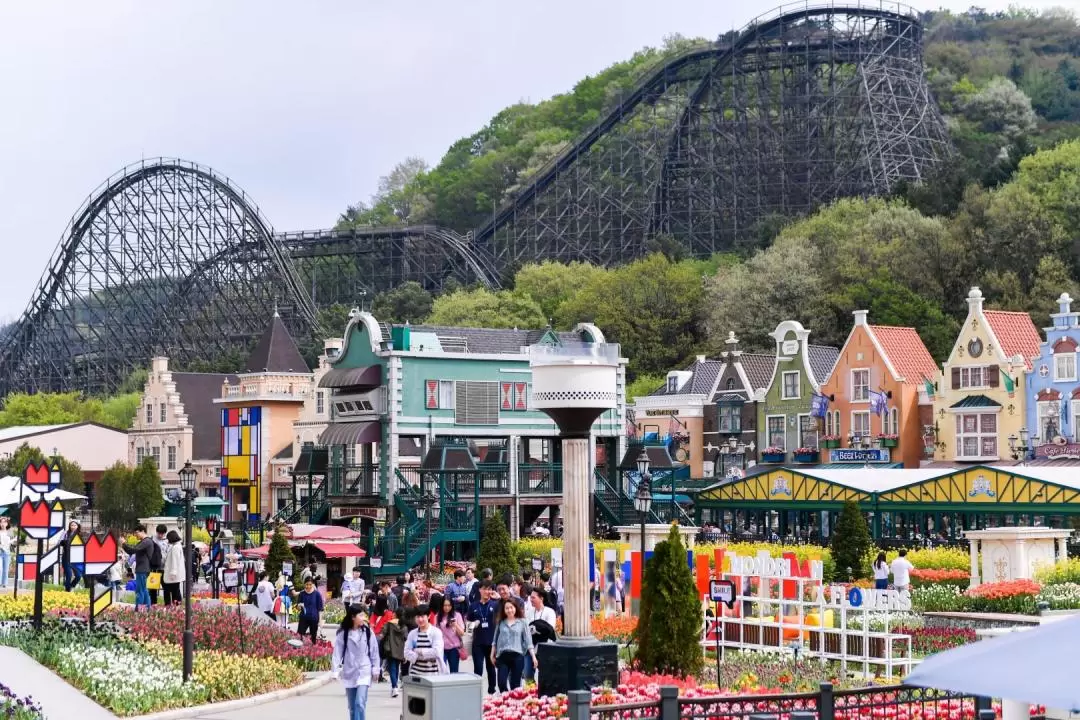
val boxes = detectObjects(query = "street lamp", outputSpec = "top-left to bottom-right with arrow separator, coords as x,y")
529,342 -> 620,695
632,451 -> 652,606
178,461 -> 198,683
1008,427 -> 1031,463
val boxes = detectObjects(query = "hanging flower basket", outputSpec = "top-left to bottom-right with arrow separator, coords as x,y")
822,436 -> 841,449
761,448 -> 785,463
793,449 -> 819,464
877,435 -> 899,448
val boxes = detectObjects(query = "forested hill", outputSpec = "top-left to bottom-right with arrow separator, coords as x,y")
328,7 -> 1080,393
338,8 -> 1080,233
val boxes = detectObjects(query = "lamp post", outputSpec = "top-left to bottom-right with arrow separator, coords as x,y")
1008,427 -> 1031,463
529,342 -> 621,696
178,462 -> 198,683
632,450 -> 652,609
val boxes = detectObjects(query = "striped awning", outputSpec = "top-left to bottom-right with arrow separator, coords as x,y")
318,421 -> 381,446
319,365 -> 382,389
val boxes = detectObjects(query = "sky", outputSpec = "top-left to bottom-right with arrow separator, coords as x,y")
0,1 -> 1069,320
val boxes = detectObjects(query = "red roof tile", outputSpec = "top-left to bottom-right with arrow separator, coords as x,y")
983,310 -> 1042,369
869,325 -> 939,384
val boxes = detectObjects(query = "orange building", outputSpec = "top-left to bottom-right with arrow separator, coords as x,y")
818,310 -> 938,468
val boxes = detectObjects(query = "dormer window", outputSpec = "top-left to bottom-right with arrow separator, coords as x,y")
725,377 -> 736,390
667,376 -> 678,393
1055,352 -> 1077,382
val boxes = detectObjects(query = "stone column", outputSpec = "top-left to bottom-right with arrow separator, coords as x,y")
968,538 -> 981,588
509,436 -> 520,541
1058,537 -> 1068,565
1015,540 -> 1029,581
562,436 -> 591,640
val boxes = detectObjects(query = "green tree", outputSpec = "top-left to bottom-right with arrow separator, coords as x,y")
0,443 -> 46,478
56,457 -> 85,496
264,525 -> 296,582
633,524 -> 703,677
101,393 -> 141,430
625,373 -> 665,402
476,509 -> 516,579
512,260 -> 600,320
837,275 -> 960,361
831,501 -> 873,581
426,288 -> 547,329
131,458 -> 164,521
97,459 -> 163,531
372,281 -> 434,324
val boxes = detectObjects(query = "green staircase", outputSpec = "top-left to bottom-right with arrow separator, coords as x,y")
261,480 -> 329,533
371,469 -> 481,577
593,469 -> 696,528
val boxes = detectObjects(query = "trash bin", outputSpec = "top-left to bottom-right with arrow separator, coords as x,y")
402,673 -> 483,720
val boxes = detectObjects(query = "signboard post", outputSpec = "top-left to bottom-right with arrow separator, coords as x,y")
709,580 -> 736,667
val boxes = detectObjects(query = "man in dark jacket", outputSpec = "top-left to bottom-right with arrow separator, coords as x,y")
122,525 -> 155,609
148,524 -> 167,605
466,580 -> 499,694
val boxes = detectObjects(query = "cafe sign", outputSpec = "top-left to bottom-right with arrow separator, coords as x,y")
828,448 -> 891,463
1035,442 -> 1080,459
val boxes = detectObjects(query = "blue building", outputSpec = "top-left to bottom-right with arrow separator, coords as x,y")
1026,293 -> 1079,459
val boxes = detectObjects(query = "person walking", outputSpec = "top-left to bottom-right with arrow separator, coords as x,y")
60,521 -> 82,591
0,516 -> 15,589
490,597 -> 535,692
162,530 -> 185,605
148,524 -> 167,605
404,606 -> 445,676
122,525 -> 155,609
341,567 -> 366,606
872,552 -> 890,590
379,608 -> 407,698
524,588 -> 557,681
890,548 -> 915,592
467,580 -> 499,694
295,576 -> 324,644
435,596 -> 466,672
332,604 -> 381,720
255,571 -> 276,620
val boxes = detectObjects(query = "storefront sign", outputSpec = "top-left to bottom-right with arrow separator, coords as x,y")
828,448 -> 891,463
1035,442 -> 1080,459
644,409 -> 679,417
330,507 -> 386,521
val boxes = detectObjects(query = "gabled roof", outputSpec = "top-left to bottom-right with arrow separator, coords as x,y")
245,314 -> 310,374
950,394 -> 1002,409
870,325 -> 939,383
739,353 -> 777,394
650,358 -> 724,396
984,310 -> 1042,370
172,372 -> 238,459
808,345 -> 840,384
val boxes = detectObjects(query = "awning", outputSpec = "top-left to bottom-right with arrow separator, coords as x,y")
313,542 -> 366,559
319,422 -> 381,445
319,365 -> 382,389
293,445 -> 329,475
950,394 -> 1002,409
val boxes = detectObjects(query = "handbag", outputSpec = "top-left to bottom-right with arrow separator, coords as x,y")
147,572 -> 162,590
458,645 -> 469,661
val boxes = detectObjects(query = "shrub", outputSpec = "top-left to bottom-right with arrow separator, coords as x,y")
476,509 -> 515,579
264,526 -> 295,582
831,501 -> 873,580
1034,558 -> 1080,586
634,524 -> 703,678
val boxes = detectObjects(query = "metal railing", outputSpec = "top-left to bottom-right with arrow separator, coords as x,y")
518,463 -> 562,494
572,683 -> 990,720
327,463 -> 378,497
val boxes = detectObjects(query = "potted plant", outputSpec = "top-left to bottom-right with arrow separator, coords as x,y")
793,446 -> 819,463
761,446 -> 785,463
877,433 -> 899,448
821,434 -> 841,449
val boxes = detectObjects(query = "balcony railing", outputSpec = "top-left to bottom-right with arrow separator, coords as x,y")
223,383 -> 310,400
327,463 -> 379,497
518,463 -> 562,494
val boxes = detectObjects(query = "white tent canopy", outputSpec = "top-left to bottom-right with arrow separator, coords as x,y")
0,475 -> 86,507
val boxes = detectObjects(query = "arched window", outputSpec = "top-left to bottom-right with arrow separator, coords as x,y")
725,377 -> 736,390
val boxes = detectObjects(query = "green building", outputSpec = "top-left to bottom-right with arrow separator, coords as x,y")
301,311 -> 628,574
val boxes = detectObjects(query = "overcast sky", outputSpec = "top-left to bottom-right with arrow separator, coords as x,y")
0,1 -> 1068,319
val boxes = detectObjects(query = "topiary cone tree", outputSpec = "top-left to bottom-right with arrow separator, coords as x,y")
632,523 -> 703,678
831,500 -> 873,581
264,524 -> 295,583
476,509 -> 516,579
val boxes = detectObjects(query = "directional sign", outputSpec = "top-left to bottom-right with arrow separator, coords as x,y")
710,579 -> 737,608
82,533 -> 119,576
19,545 -> 60,581
24,462 -> 59,494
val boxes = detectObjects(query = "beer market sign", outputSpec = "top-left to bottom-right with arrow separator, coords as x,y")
828,448 -> 891,463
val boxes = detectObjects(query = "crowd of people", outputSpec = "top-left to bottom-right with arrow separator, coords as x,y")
328,565 -> 563,700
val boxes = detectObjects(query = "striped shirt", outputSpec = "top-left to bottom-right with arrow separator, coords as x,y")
412,628 -> 440,675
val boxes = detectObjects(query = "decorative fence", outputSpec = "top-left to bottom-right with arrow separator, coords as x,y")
571,683 -> 995,720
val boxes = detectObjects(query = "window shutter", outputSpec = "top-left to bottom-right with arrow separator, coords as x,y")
951,367 -> 961,390
988,365 -> 1000,388
500,382 -> 513,411
514,382 -> 527,410
425,380 -> 438,409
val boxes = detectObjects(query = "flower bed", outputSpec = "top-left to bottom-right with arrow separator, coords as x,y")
0,591 -> 87,620
963,580 -> 1040,614
592,615 -> 637,644
109,605 -> 332,671
0,681 -> 44,720
1037,582 -> 1080,610
910,568 -> 970,589
893,625 -> 976,656
1034,557 -> 1080,586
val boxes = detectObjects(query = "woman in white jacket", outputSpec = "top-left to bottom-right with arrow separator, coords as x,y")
404,607 -> 446,675
333,605 -> 381,720
162,530 -> 186,606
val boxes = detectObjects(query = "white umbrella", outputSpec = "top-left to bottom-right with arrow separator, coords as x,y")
0,475 -> 86,507
905,614 -> 1080,712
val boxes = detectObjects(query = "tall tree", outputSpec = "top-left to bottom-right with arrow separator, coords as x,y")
633,524 -> 703,677
513,260 -> 601,320
265,526 -> 296,582
476,510 -> 516,579
97,459 -> 163,531
426,288 -> 547,330
372,281 -> 434,324
831,501 -> 873,581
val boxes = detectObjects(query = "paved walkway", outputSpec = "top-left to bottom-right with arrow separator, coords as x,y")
188,679 -> 403,720
0,645 -> 119,720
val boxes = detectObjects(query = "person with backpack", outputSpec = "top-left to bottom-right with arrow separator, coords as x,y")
122,525 -> 156,609
332,605 -> 381,720
378,608 -> 407,698
148,524 -> 168,605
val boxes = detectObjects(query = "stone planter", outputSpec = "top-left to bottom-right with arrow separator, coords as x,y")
762,452 -> 785,464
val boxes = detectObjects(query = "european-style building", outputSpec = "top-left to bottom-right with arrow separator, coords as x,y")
1026,292 -> 1080,460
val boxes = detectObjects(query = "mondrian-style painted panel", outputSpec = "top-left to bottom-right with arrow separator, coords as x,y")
221,406 -> 261,521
